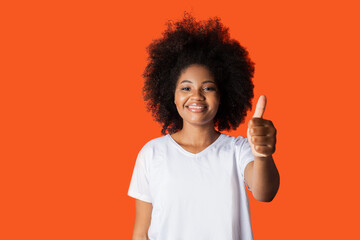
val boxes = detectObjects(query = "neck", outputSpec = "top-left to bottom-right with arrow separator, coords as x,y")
174,121 -> 220,147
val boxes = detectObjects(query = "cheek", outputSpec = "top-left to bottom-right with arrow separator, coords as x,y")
174,94 -> 186,106
211,96 -> 221,108
174,93 -> 179,105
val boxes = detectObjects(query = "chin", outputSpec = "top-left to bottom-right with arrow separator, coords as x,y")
184,119 -> 215,127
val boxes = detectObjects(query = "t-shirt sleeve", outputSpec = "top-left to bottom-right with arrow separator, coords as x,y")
127,145 -> 152,203
235,136 -> 255,191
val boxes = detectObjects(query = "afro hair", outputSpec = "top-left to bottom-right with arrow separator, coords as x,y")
142,11 -> 255,135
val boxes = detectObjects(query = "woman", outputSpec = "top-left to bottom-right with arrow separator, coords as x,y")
128,11 -> 280,240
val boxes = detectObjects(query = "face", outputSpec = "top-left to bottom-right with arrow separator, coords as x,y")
174,64 -> 220,128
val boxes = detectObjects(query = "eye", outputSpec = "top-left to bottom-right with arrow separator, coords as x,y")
204,87 -> 216,91
181,87 -> 191,91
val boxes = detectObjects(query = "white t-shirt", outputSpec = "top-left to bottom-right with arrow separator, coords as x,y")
128,133 -> 255,240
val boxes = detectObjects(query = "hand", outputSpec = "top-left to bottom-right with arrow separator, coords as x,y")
247,95 -> 277,158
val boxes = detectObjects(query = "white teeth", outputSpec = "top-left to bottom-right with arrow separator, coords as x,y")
188,106 -> 205,109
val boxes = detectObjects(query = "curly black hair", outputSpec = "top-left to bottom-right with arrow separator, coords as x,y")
142,11 -> 255,135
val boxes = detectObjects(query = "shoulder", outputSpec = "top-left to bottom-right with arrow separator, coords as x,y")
220,133 -> 248,146
141,135 -> 168,150
218,134 -> 252,158
137,135 -> 169,159
213,133 -> 248,154
234,135 -> 249,146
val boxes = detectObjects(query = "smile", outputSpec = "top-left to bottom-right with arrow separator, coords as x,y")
186,106 -> 207,112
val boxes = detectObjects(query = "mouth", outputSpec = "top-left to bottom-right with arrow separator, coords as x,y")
186,105 -> 207,113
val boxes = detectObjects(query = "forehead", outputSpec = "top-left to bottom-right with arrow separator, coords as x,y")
176,64 -> 215,84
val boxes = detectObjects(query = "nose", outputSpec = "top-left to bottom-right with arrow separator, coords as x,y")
191,88 -> 205,101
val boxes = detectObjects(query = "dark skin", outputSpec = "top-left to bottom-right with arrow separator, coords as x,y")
245,95 -> 280,202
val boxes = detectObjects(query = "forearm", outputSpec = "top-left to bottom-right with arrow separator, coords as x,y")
251,155 -> 280,202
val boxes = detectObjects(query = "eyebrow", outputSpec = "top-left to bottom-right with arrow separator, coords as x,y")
180,80 -> 216,84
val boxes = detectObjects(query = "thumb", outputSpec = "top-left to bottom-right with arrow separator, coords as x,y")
252,95 -> 267,118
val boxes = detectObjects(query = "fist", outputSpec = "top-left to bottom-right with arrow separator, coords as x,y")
247,95 -> 277,158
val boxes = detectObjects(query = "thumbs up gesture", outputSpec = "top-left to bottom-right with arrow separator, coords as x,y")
247,95 -> 277,158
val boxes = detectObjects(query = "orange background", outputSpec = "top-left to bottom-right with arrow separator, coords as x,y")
1,0 -> 359,239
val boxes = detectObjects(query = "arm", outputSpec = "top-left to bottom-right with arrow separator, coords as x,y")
244,156 -> 280,202
132,199 -> 152,240
245,95 -> 280,202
